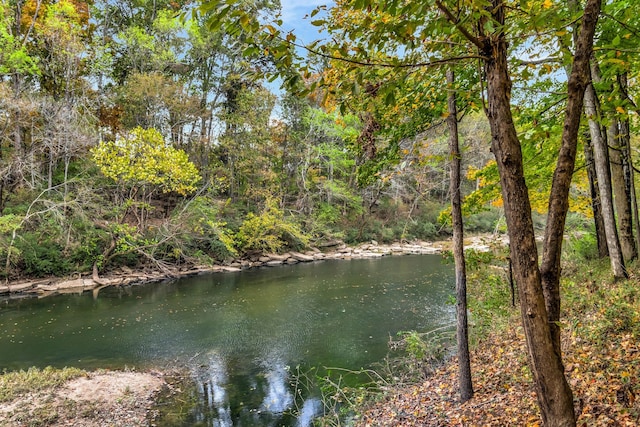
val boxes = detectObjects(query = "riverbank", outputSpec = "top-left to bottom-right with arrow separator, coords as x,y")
0,367 -> 168,426
0,235 -> 503,299
355,257 -> 640,426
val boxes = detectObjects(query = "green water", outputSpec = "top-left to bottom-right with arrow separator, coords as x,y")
0,254 -> 454,426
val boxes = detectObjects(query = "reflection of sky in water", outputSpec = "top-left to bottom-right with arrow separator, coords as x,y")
194,351 -> 322,426
297,398 -> 322,427
261,362 -> 293,413
197,352 -> 233,427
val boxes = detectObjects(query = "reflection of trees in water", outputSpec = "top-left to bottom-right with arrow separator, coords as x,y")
195,351 -> 232,427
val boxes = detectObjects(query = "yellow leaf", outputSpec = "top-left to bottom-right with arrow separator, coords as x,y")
616,106 -> 626,114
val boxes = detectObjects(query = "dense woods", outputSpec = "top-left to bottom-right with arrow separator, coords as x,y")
0,0 -> 502,281
2,0 -> 640,425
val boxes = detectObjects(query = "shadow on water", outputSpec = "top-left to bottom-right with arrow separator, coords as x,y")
0,255 -> 454,426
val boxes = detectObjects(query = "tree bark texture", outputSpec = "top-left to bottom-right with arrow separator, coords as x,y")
617,73 -> 640,253
584,81 -> 627,279
608,120 -> 636,262
446,69 -> 473,404
540,0 -> 602,358
482,2 -> 576,425
584,134 -> 609,257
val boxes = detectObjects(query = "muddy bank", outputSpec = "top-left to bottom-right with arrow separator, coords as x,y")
1,235 -> 505,300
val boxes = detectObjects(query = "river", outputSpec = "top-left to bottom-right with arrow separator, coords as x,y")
0,254 -> 454,426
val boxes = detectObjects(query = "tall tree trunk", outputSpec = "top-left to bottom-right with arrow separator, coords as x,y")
540,0 -> 602,358
584,81 -> 627,279
481,1 -> 577,424
591,62 -> 636,262
617,73 -> 640,253
584,134 -> 609,257
608,120 -> 636,261
446,69 -> 473,403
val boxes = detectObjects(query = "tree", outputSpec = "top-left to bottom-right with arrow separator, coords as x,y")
446,69 -> 473,403
91,126 -> 201,226
584,79 -> 627,278
30,0 -> 91,101
592,0 -> 640,263
198,0 -> 604,423
0,2 -> 39,80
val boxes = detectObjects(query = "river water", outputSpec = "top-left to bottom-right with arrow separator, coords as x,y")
0,254 -> 454,426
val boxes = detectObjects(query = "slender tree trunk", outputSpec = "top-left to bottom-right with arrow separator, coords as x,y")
608,120 -> 636,261
482,2 -> 576,425
619,117 -> 640,254
446,69 -> 473,403
584,134 -> 609,257
617,73 -> 640,253
591,62 -> 636,262
540,0 -> 601,358
584,81 -> 627,279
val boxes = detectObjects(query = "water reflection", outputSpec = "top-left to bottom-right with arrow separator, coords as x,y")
196,352 -> 232,427
193,352 -> 322,426
260,361 -> 293,413
296,398 -> 322,427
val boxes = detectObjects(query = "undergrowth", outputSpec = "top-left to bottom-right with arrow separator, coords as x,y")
354,237 -> 640,426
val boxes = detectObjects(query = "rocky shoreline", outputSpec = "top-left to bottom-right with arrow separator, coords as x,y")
1,236 -> 501,299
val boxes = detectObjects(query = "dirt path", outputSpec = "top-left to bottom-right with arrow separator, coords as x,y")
0,370 -> 166,426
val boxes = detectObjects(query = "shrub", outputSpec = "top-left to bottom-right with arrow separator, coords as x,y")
464,208 -> 503,233
236,201 -> 309,253
16,233 -> 73,277
166,196 -> 237,262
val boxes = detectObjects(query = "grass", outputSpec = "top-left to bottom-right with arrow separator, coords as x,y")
0,366 -> 86,403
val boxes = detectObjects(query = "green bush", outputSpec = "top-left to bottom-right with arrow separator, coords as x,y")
316,202 -> 341,227
16,233 -> 73,277
467,266 -> 513,338
236,201 -> 309,253
68,222 -> 110,272
167,196 -> 237,262
406,219 -> 439,240
464,208 -> 503,233
566,232 -> 598,261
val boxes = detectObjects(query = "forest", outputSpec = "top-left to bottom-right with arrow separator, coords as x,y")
1,0 -> 640,425
0,0 -> 504,281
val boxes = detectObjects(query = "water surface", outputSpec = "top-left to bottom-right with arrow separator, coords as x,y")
0,255 -> 454,425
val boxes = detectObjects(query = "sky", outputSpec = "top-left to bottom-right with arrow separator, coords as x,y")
278,0 -> 332,44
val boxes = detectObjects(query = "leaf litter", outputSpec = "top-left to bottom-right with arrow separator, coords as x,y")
356,271 -> 640,426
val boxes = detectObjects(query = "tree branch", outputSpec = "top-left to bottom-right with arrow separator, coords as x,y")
434,0 -> 485,50
601,11 -> 640,38
514,56 -> 562,66
293,38 -> 486,68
